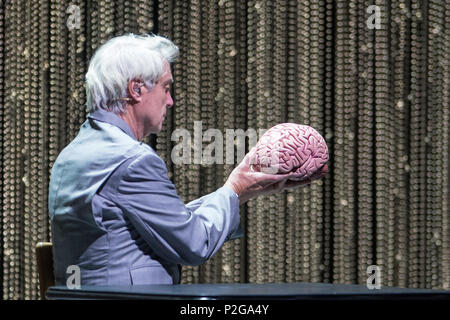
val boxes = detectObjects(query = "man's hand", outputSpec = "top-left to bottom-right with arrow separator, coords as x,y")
224,149 -> 328,205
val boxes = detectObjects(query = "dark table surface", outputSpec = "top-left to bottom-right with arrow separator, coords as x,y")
46,282 -> 450,300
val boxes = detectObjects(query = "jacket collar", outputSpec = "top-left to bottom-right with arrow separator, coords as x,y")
88,108 -> 138,141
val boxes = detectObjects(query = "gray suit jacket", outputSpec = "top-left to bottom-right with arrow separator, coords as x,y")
48,109 -> 242,285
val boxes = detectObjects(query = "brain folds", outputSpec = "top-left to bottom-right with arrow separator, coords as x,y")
250,123 -> 329,180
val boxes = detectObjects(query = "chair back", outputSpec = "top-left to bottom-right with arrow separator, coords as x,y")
36,242 -> 55,299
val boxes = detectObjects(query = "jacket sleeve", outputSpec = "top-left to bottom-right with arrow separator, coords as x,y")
116,151 -> 241,266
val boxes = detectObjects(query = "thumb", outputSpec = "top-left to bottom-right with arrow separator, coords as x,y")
283,178 -> 312,189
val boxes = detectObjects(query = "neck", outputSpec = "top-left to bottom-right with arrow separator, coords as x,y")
118,105 -> 144,141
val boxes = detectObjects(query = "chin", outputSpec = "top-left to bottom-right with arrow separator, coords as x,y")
150,127 -> 163,135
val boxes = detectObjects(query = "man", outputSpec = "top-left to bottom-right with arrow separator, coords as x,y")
48,34 -> 327,285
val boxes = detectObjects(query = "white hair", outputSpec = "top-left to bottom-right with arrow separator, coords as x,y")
85,34 -> 179,113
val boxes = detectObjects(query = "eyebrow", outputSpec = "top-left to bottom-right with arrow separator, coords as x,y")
162,78 -> 174,86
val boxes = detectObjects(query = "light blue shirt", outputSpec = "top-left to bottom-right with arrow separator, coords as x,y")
49,108 -> 242,285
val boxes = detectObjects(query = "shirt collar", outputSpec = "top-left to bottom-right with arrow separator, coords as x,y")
88,108 -> 138,141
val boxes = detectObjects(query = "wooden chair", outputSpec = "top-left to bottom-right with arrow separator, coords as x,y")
35,242 -> 55,299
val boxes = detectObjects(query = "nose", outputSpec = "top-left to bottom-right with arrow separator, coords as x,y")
167,92 -> 174,108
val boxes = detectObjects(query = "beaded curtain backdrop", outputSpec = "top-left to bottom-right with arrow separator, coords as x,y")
0,0 -> 449,299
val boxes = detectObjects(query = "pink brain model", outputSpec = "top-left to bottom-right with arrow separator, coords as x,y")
250,123 -> 329,180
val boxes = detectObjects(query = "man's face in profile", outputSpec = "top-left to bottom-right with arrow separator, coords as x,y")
136,61 -> 174,135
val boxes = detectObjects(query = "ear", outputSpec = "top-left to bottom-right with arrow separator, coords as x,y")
127,79 -> 142,103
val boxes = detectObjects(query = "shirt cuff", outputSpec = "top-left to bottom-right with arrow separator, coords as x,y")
228,223 -> 244,240
222,186 -> 243,241
223,185 -> 239,200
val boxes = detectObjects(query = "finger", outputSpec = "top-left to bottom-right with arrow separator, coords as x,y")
318,164 -> 328,177
264,179 -> 287,195
243,148 -> 258,166
246,169 -> 289,183
284,178 -> 311,189
277,179 -> 287,191
308,164 -> 329,180
272,168 -> 309,180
